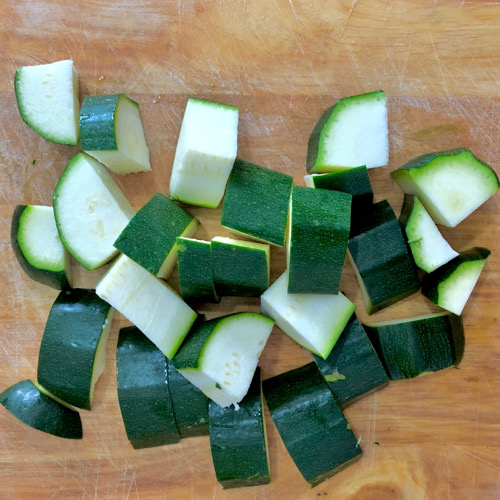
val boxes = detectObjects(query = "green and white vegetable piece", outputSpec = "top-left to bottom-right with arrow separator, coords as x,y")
261,270 -> 355,359
0,380 -> 82,439
421,247 -> 491,315
399,195 -> 458,273
364,313 -> 465,380
391,148 -> 499,227
169,98 -> 238,208
96,254 -> 197,359
114,193 -> 199,279
80,94 -> 151,174
306,90 -> 388,172
173,313 -> 274,408
37,289 -> 114,410
53,152 -> 135,270
14,59 -> 79,145
11,205 -> 72,290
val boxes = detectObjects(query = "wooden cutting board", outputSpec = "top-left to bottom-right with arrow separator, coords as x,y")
0,1 -> 499,498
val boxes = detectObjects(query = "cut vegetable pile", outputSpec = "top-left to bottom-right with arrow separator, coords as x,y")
2,61 -> 499,491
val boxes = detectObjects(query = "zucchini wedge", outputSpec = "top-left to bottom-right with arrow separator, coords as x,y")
221,159 -> 293,246
173,313 -> 274,408
391,148 -> 499,227
209,368 -> 270,489
116,327 -> 180,449
80,93 -> 151,174
14,59 -> 79,145
421,247 -> 491,315
11,205 -> 72,290
364,313 -> 465,380
114,193 -> 199,279
263,363 -> 362,487
37,289 -> 114,410
0,380 -> 82,439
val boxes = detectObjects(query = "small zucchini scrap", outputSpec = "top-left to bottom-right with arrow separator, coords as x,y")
37,288 -> 113,410
80,93 -> 151,174
391,148 -> 499,227
363,313 -> 465,380
0,380 -> 82,440
209,368 -> 270,489
421,247 -> 491,315
313,313 -> 389,408
114,193 -> 199,279
263,363 -> 362,487
116,327 -> 180,449
288,186 -> 351,295
221,159 -> 293,246
211,236 -> 270,297
348,199 -> 420,314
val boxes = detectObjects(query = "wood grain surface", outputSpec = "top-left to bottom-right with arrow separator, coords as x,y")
1,1 -> 499,499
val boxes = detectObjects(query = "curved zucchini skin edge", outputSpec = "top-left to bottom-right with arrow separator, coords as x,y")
0,379 -> 82,439
11,205 -> 72,290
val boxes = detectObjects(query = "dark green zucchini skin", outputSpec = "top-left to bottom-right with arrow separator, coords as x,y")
348,200 -> 420,314
11,205 -> 71,291
116,327 -> 180,449
37,289 -> 112,410
221,159 -> 293,246
363,314 -> 465,380
209,368 -> 270,489
313,313 -> 389,408
167,359 -> 209,438
306,105 -> 335,172
0,380 -> 82,439
263,363 -> 362,487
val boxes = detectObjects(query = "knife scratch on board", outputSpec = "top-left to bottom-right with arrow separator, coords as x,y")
340,0 -> 358,39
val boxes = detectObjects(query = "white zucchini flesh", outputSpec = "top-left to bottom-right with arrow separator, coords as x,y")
15,59 -> 79,145
169,98 -> 238,208
53,153 -> 135,270
405,197 -> 458,273
260,270 -> 356,359
96,255 -> 197,359
179,314 -> 274,408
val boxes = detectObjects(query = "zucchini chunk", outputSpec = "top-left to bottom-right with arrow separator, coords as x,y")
211,237 -> 270,297
304,165 -> 374,216
391,148 -> 499,227
167,359 -> 209,438
209,368 -> 270,489
96,255 -> 197,359
53,152 -> 135,270
399,195 -> 458,273
288,186 -> 351,294
221,159 -> 293,246
169,98 -> 238,208
313,313 -> 389,408
80,93 -> 151,174
263,363 -> 362,487
37,289 -> 114,410
11,205 -> 72,290
0,380 -> 82,439
116,327 -> 180,449
364,313 -> 465,380
114,193 -> 199,279
173,313 -> 274,408
348,200 -> 420,314
421,247 -> 491,315
14,59 -> 79,145
176,237 -> 219,303
260,270 -> 355,360
307,90 -> 388,172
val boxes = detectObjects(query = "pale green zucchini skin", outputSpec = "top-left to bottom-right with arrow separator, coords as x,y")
263,363 -> 362,487
209,368 -> 270,489
116,327 -> 180,449
363,313 -> 465,380
0,380 -> 83,439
